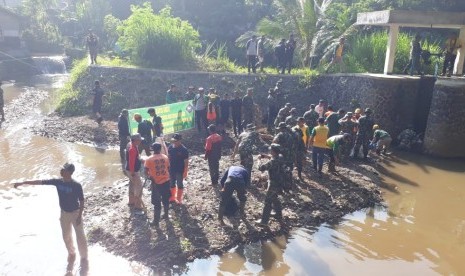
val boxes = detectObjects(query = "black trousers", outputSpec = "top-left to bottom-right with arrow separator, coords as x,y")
219,177 -> 246,217
119,135 -> 129,162
267,109 -> 278,131
232,113 -> 242,136
151,181 -> 171,223
195,108 -> 207,132
247,55 -> 257,73
353,133 -> 370,158
442,53 -> 457,75
261,189 -> 282,224
208,158 -> 220,185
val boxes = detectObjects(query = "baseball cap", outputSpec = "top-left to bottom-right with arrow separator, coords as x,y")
151,142 -> 162,151
171,133 -> 182,142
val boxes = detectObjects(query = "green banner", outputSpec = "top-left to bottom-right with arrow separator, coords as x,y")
128,101 -> 195,135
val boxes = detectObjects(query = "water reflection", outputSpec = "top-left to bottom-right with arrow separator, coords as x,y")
0,75 -> 150,275
185,152 -> 465,275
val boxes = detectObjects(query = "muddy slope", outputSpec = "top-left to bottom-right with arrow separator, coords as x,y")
20,89 -> 384,273
85,150 -> 383,273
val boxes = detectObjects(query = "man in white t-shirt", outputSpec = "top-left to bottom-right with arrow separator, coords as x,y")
193,87 -> 208,133
314,99 -> 326,118
246,35 -> 258,74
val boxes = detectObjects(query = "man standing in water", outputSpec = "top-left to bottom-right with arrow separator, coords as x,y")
86,29 -> 99,65
92,80 -> 104,124
118,109 -> 130,163
12,163 -> 88,266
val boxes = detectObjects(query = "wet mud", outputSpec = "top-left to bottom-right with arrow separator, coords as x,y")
9,90 -> 383,273
85,149 -> 383,273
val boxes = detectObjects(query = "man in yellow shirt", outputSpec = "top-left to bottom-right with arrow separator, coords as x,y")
309,117 -> 329,176
325,37 -> 346,73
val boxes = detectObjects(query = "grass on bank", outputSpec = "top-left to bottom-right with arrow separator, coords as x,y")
56,58 -> 89,116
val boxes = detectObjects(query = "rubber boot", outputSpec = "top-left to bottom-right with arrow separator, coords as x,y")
218,203 -> 225,225
150,210 -> 160,227
162,204 -> 169,219
169,188 -> 177,203
177,188 -> 184,204
328,162 -> 336,172
239,201 -> 246,219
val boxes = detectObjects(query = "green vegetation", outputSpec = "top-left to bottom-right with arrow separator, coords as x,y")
342,32 -> 442,74
11,0 -> 464,73
117,4 -> 200,68
55,59 -> 89,116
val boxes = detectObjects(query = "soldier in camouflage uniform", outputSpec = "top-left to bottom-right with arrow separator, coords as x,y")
292,118 -> 309,179
285,108 -> 298,127
303,104 -> 319,128
257,143 -> 286,226
338,111 -> 358,159
352,108 -> 374,159
273,122 -> 295,191
274,103 -> 292,127
231,124 -> 268,174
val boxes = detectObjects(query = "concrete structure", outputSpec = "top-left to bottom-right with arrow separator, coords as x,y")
0,6 -> 22,49
356,10 -> 465,75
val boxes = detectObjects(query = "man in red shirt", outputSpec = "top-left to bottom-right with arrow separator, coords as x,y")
145,142 -> 171,228
205,124 -> 223,185
126,134 -> 144,214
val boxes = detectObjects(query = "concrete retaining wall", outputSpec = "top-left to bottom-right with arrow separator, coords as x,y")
79,66 -> 465,157
423,79 -> 465,157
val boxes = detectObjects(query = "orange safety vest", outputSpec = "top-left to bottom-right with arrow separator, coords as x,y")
145,154 -> 170,184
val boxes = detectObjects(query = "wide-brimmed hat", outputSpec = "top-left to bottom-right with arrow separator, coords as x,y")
277,122 -> 287,129
269,143 -> 281,153
245,124 -> 256,130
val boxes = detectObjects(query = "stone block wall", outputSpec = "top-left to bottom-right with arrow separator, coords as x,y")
81,66 -> 421,140
423,79 -> 465,157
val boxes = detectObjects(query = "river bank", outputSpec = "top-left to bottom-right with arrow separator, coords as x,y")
5,77 -> 384,273
31,113 -> 384,272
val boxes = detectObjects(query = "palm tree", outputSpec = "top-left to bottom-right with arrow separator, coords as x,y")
240,0 -> 334,67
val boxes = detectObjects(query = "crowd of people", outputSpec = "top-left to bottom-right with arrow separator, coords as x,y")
246,34 -> 297,74
9,80 -> 421,267
115,79 -> 404,230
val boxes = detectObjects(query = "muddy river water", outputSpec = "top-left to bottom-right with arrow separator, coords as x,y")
1,74 -> 464,275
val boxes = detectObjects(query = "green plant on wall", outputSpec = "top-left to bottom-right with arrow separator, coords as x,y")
117,3 -> 201,68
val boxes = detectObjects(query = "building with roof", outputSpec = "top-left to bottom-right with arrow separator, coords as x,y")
0,6 -> 22,50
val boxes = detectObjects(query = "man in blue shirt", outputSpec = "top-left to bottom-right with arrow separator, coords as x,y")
168,133 -> 189,204
12,163 -> 88,266
218,162 -> 250,226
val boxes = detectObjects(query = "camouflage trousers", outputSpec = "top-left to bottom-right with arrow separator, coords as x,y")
283,161 -> 293,191
260,188 -> 283,224
353,133 -> 370,158
295,152 -> 305,176
240,152 -> 254,174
